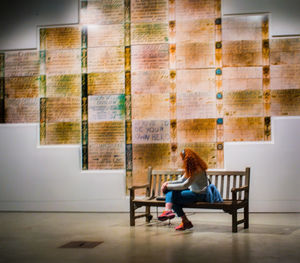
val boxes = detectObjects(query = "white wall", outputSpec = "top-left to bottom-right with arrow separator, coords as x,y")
0,124 -> 128,211
0,0 -> 79,50
0,0 -> 299,212
222,0 -> 300,37
225,117 -> 300,212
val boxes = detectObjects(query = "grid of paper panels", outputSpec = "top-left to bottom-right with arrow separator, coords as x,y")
129,0 -> 221,189
0,0 -> 299,183
80,0 -> 126,169
1,50 -> 40,123
39,26 -> 81,145
221,15 -> 270,142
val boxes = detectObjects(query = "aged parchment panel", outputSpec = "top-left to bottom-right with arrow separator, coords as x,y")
132,143 -> 171,186
223,90 -> 264,117
176,19 -> 215,43
46,74 -> 81,97
132,120 -> 170,144
45,97 -> 81,123
177,92 -> 216,119
132,94 -> 170,120
176,42 -> 215,68
131,70 -> 170,94
222,15 -> 265,41
131,44 -> 169,71
131,23 -> 168,45
177,119 -> 216,143
45,122 -> 81,144
80,0 -> 124,25
88,143 -> 125,169
5,51 -> 40,77
5,98 -> 39,123
222,67 -> 262,92
88,24 -> 124,47
270,89 -> 300,116
222,41 -> 262,67
88,95 -> 125,122
88,72 -> 124,95
176,69 -> 215,93
89,121 -> 125,144
270,38 -> 300,65
46,49 -> 81,75
176,0 -> 216,20
131,0 -> 167,23
270,65 -> 300,90
88,47 -> 124,72
224,117 -> 265,141
43,27 -> 81,50
5,76 -> 39,98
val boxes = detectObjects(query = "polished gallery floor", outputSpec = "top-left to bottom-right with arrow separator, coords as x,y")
0,212 -> 299,263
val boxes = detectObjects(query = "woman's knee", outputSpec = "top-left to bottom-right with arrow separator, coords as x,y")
165,191 -> 173,203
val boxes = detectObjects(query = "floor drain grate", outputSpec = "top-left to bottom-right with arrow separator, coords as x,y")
59,241 -> 103,248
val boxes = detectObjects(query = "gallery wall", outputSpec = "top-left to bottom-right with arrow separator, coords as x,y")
0,0 -> 299,212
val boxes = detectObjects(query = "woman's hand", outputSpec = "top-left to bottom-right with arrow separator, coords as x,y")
161,182 -> 168,194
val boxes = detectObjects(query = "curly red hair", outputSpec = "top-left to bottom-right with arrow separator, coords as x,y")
180,148 -> 208,178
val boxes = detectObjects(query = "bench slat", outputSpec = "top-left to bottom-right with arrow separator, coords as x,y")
158,174 -> 162,196
239,175 -> 243,200
215,175 -> 219,189
152,170 -> 183,175
207,171 -> 246,176
220,175 -> 224,197
226,175 -> 230,199
152,174 -> 157,197
233,176 -> 237,192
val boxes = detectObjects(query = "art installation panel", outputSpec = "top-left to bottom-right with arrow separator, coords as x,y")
3,51 -> 40,123
39,27 -> 82,145
0,0 -> 299,189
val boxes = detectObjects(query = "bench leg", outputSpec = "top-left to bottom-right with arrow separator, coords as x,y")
145,206 -> 151,223
244,204 -> 249,229
232,209 -> 238,233
130,201 -> 135,226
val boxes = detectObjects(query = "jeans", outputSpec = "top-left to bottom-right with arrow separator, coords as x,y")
165,190 -> 206,217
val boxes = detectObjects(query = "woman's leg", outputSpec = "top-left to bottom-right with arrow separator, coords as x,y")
172,190 -> 205,230
165,191 -> 173,210
158,191 -> 176,221
169,191 -> 185,217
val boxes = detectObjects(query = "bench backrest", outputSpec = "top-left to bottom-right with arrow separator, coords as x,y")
147,167 -> 250,201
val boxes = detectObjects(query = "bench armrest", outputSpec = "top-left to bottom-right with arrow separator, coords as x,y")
128,184 -> 150,191
231,186 -> 249,193
231,186 -> 249,203
129,184 -> 151,200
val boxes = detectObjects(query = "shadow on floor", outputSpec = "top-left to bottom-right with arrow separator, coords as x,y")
142,220 -> 300,235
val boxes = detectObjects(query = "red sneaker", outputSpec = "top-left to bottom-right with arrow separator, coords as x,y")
158,210 -> 175,221
175,221 -> 193,231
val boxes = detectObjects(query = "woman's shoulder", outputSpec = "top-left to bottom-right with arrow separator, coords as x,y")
193,168 -> 207,176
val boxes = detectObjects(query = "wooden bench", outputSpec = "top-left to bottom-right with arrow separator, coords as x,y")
129,167 -> 250,233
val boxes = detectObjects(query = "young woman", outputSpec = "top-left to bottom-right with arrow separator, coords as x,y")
158,148 -> 209,230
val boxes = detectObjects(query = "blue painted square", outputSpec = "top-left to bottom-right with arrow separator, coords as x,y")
216,68 -> 222,75
217,118 -> 223,125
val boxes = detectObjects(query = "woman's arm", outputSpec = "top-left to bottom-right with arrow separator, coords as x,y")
161,175 -> 186,193
167,174 -> 186,185
167,175 -> 196,191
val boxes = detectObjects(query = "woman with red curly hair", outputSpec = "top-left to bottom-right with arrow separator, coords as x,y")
158,148 -> 209,230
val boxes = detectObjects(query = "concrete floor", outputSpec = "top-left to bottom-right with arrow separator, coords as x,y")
0,212 -> 299,263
